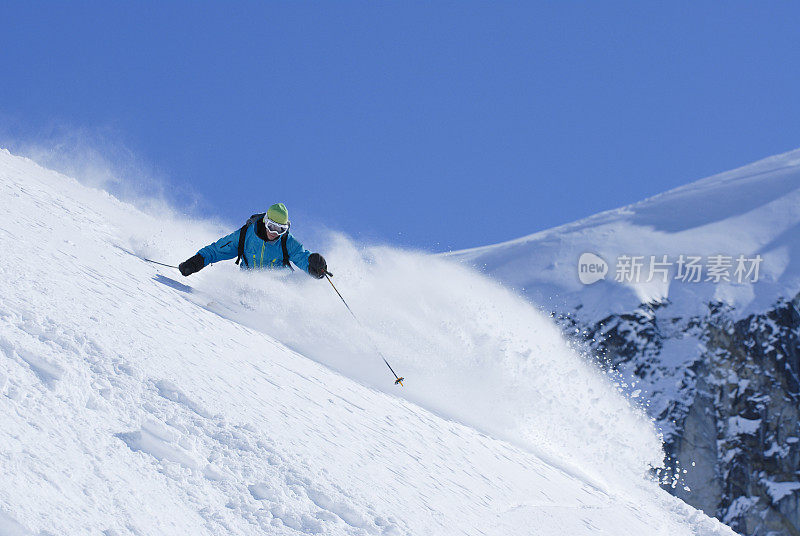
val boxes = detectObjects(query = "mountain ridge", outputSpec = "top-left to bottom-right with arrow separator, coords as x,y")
455,147 -> 800,254
450,147 -> 800,320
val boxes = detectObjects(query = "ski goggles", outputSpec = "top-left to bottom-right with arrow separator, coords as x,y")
265,218 -> 289,235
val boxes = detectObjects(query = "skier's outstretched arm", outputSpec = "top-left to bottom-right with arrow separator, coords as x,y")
179,229 -> 240,276
286,235 -> 327,279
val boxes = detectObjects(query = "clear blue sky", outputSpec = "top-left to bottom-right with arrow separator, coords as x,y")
1,2 -> 799,252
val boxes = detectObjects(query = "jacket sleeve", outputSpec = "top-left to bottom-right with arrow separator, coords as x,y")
197,228 -> 241,265
285,234 -> 312,273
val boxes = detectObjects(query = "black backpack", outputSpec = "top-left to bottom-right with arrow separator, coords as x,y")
234,213 -> 293,271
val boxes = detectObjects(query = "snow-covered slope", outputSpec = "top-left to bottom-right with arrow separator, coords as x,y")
0,148 -> 733,535
451,148 -> 800,320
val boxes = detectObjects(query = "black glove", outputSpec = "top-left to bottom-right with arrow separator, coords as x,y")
307,253 -> 328,279
179,254 -> 205,277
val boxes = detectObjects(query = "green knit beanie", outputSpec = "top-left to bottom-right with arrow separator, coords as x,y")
266,203 -> 289,225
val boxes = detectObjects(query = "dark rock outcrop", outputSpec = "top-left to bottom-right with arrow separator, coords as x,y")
558,293 -> 800,536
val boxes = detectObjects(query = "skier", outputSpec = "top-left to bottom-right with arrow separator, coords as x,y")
178,203 -> 328,279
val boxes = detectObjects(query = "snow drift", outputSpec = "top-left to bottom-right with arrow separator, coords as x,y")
0,148 -> 733,535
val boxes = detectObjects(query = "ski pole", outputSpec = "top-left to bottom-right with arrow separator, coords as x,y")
325,273 -> 405,387
144,258 -> 180,269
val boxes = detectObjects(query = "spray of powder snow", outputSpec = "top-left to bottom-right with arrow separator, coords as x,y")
1,141 -> 664,492
142,231 -> 667,492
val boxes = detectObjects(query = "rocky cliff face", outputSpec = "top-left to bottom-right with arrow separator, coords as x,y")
558,292 -> 800,535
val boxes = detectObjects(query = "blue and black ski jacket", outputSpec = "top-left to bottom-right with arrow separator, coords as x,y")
197,219 -> 312,273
